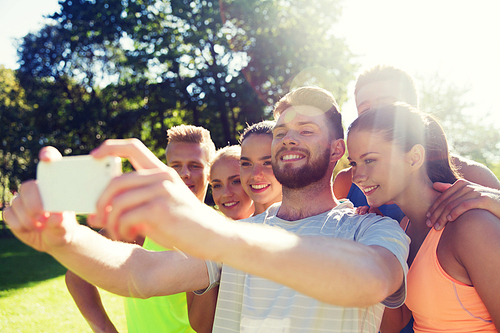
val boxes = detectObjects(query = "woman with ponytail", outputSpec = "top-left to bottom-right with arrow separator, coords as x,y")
347,103 -> 500,332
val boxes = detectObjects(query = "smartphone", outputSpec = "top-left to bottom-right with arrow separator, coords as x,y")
37,155 -> 122,214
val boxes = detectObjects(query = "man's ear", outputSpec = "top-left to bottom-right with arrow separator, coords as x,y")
407,144 -> 425,170
330,139 -> 346,163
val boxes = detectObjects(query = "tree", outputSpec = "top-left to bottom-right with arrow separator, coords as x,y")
418,73 -> 500,168
0,66 -> 34,216
16,0 -> 356,151
6,0 -> 359,197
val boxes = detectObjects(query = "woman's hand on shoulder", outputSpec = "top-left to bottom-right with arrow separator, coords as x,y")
355,205 -> 384,216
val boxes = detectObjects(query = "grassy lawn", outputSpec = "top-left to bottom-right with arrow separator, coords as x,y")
0,237 -> 127,332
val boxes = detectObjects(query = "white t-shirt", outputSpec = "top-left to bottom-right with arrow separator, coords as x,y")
202,201 -> 410,332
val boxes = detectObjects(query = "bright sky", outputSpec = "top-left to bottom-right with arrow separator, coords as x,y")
334,0 -> 500,128
1,0 -> 499,129
0,0 -> 60,67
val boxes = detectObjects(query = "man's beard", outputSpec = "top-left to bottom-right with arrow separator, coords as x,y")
272,147 -> 331,189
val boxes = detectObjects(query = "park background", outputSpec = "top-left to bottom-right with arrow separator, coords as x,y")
1,0 -> 499,332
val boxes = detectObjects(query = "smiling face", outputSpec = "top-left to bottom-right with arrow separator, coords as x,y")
240,134 -> 282,213
347,129 -> 411,208
271,106 -> 333,189
166,141 -> 210,202
210,158 -> 254,220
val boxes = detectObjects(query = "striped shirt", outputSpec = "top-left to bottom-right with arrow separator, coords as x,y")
202,201 -> 409,332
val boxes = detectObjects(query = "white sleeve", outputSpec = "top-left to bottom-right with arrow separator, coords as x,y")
193,260 -> 222,295
355,214 -> 410,308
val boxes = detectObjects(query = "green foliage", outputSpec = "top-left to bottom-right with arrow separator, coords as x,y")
12,0 -> 356,171
0,0 -> 360,200
0,66 -> 34,206
418,73 -> 500,168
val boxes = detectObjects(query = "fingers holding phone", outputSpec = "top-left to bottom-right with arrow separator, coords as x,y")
90,138 -> 166,171
92,167 -> 189,243
39,146 -> 63,162
4,180 -> 74,252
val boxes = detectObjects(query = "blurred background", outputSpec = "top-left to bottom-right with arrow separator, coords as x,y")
1,1 -> 499,331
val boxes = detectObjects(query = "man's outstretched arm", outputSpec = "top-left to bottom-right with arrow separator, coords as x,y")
87,147 -> 407,307
6,139 -> 406,308
93,176 -> 406,307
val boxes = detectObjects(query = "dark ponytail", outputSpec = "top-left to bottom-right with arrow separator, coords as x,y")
422,114 -> 459,183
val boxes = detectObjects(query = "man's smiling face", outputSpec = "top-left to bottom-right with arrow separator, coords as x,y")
271,106 -> 333,189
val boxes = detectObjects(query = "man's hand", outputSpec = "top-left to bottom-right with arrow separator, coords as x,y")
426,179 -> 500,230
87,139 -> 218,257
4,140 -> 168,253
88,166 -> 196,242
87,139 -> 187,241
90,138 -> 166,171
355,205 -> 384,216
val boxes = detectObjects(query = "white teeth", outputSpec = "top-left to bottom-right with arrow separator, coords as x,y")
223,202 -> 237,207
251,184 -> 268,190
363,185 -> 378,193
282,154 -> 302,161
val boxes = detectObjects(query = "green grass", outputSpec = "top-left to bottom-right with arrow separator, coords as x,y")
0,237 -> 127,332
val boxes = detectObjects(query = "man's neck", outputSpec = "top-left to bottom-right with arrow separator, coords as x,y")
277,179 -> 338,221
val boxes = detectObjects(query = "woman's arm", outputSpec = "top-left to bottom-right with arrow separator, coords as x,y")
187,287 -> 219,333
379,304 -> 412,333
447,210 -> 500,330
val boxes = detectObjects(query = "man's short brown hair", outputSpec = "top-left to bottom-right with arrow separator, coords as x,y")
273,86 -> 343,140
167,125 -> 216,163
354,65 -> 419,108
